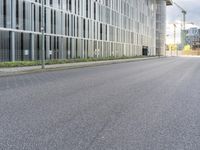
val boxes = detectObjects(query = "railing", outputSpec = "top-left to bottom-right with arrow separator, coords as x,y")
182,50 -> 200,56
166,50 -> 200,56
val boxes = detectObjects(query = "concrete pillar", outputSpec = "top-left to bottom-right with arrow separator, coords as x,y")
156,0 -> 167,56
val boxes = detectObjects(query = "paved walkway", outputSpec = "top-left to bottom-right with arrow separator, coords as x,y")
0,57 -> 158,77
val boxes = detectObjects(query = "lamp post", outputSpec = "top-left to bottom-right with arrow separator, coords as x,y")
166,34 -> 170,56
173,24 -> 178,56
41,0 -> 45,69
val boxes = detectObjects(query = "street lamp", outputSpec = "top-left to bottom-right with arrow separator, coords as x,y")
173,24 -> 178,56
41,0 -> 45,69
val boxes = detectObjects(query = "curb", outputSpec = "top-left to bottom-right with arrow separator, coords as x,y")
0,57 -> 163,77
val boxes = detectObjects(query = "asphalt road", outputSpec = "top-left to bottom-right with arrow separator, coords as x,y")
0,57 -> 200,150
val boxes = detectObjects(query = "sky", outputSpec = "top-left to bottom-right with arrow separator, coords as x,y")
166,0 -> 200,44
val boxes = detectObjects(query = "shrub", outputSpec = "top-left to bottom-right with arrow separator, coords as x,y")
0,56 -> 150,68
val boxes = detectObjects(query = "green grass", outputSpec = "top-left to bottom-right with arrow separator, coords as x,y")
0,56 -> 152,68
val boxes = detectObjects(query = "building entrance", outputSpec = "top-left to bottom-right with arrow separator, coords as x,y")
142,46 -> 148,56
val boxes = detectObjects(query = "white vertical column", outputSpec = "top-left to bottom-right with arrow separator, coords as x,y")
83,0 -> 86,17
91,0 -> 94,19
60,0 -> 64,59
72,0 -> 75,14
31,34 -> 35,61
31,3 -> 35,61
82,40 -> 85,58
46,36 -> 50,59
0,1 -> 3,27
11,0 -> 16,62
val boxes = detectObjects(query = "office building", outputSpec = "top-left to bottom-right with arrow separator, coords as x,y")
0,0 -> 172,62
184,27 -> 200,49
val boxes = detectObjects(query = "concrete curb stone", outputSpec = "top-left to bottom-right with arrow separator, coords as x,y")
0,57 -> 163,77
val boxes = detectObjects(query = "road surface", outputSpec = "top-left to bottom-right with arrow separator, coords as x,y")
0,57 -> 200,150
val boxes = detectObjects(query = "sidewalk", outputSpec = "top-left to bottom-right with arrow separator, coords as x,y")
0,57 -> 160,77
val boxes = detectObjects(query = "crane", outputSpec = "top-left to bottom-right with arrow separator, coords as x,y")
173,2 -> 187,49
173,2 -> 187,30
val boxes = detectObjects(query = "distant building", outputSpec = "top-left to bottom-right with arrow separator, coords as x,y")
0,0 -> 172,62
184,27 -> 200,49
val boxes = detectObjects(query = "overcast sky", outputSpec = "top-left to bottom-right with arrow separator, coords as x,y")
166,0 -> 200,44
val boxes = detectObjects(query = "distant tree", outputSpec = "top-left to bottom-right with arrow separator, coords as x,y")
184,45 -> 191,52
167,44 -> 177,51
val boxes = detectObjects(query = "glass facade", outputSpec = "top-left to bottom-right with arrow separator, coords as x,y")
0,0 -> 169,62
